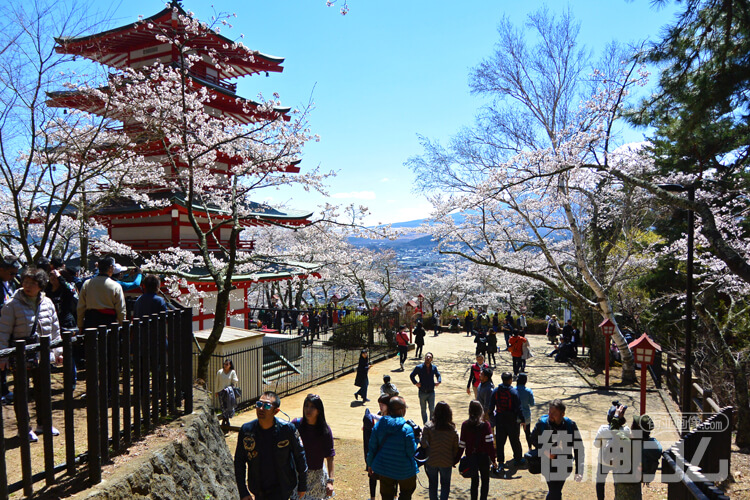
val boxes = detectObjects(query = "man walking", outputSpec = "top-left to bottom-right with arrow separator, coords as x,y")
366,396 -> 419,500
235,391 -> 308,500
491,372 -> 525,471
409,352 -> 441,424
531,399 -> 584,500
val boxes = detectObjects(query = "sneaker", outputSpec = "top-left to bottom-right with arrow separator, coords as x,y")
34,426 -> 60,436
354,393 -> 359,401
363,398 -> 371,402
27,430 -> 38,442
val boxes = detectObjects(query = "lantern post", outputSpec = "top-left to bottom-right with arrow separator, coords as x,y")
599,318 -> 616,389
628,334 -> 661,414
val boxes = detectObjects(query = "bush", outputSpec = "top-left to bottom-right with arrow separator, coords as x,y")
329,314 -> 370,347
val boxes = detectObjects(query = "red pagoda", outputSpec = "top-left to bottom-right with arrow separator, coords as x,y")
47,2 -> 316,330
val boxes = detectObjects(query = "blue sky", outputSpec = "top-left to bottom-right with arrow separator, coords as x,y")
107,0 -> 679,225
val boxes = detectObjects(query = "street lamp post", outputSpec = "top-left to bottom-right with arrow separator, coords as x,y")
658,183 -> 695,415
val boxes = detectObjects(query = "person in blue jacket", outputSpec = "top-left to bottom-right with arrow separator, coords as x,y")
235,391 -> 308,500
366,396 -> 419,500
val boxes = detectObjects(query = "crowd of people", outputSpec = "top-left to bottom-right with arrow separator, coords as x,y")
0,253 -> 168,442
234,310 -> 661,500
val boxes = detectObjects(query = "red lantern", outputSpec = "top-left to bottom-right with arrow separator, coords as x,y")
599,318 -> 616,389
628,333 -> 662,414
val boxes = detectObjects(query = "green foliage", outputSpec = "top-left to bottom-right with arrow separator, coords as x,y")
329,314 -> 370,347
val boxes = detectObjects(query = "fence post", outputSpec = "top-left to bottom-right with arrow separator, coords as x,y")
142,317 -> 151,432
167,310 -> 176,414
39,335 -> 55,486
15,340 -> 33,496
183,308 -> 193,414
86,328 -> 101,485
174,310 -> 183,408
122,321 -> 131,446
159,312 -> 168,417
0,379 -> 6,498
109,324 -> 120,453
62,331 -> 76,476
98,325 -> 109,464
133,318 -> 142,440
151,314 -> 160,423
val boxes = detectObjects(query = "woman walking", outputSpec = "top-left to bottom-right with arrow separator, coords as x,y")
422,401 -> 459,500
292,394 -> 335,500
486,329 -> 498,366
215,358 -> 238,427
459,400 -> 497,500
354,349 -> 371,402
396,325 -> 409,371
413,320 -> 426,358
466,354 -> 488,399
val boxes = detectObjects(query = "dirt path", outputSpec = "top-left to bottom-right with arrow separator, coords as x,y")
228,332 -> 681,499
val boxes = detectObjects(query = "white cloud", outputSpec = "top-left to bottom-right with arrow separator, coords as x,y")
380,178 -> 389,182
331,191 -> 377,200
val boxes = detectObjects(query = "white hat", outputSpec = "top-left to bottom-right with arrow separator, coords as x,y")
112,263 -> 127,274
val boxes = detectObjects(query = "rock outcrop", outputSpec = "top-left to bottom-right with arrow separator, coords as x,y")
74,390 -> 238,500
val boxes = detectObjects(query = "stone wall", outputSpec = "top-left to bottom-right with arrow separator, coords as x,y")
74,389 -> 239,500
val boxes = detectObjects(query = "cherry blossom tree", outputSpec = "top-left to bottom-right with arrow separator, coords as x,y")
408,8 -> 653,382
0,0 -> 126,266
51,7 -> 329,380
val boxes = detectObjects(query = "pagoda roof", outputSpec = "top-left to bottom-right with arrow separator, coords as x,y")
46,81 -> 290,124
54,2 -> 283,79
98,192 -> 312,228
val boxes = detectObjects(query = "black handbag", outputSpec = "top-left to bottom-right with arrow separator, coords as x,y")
458,423 -> 483,478
525,449 -> 541,474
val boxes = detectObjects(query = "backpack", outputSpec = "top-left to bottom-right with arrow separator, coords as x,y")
495,385 -> 512,413
466,311 -> 474,321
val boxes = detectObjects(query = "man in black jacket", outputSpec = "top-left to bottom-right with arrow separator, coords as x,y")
235,391 -> 308,500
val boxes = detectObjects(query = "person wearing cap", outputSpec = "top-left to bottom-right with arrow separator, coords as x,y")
77,256 -> 126,332
111,263 -> 143,292
608,405 -> 641,500
594,402 -> 631,500
0,254 -> 21,402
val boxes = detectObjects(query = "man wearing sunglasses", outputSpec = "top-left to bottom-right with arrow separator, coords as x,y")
235,391 -> 308,500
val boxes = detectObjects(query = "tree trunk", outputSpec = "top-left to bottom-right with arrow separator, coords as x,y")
196,285 -> 231,382
734,358 -> 750,448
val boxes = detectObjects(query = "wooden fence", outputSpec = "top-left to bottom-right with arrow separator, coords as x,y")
662,353 -> 723,422
662,407 -> 733,500
0,307 -> 193,498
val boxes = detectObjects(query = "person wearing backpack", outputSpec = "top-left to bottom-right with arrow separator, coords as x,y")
464,308 -> 475,337
490,372 -> 525,471
421,401 -> 459,500
594,402 -> 630,500
530,399 -> 584,500
366,396 -> 419,500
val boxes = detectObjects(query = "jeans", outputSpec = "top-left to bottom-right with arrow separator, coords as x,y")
415,344 -> 423,358
398,346 -> 408,366
470,453 -> 491,500
355,380 -> 369,400
545,479 -> 566,500
379,475 -> 416,500
425,464 -> 452,500
512,356 -> 524,375
596,462 -> 614,500
418,391 -> 435,424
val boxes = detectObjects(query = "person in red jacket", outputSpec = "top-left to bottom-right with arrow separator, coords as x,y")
395,325 -> 410,371
508,330 -> 528,377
